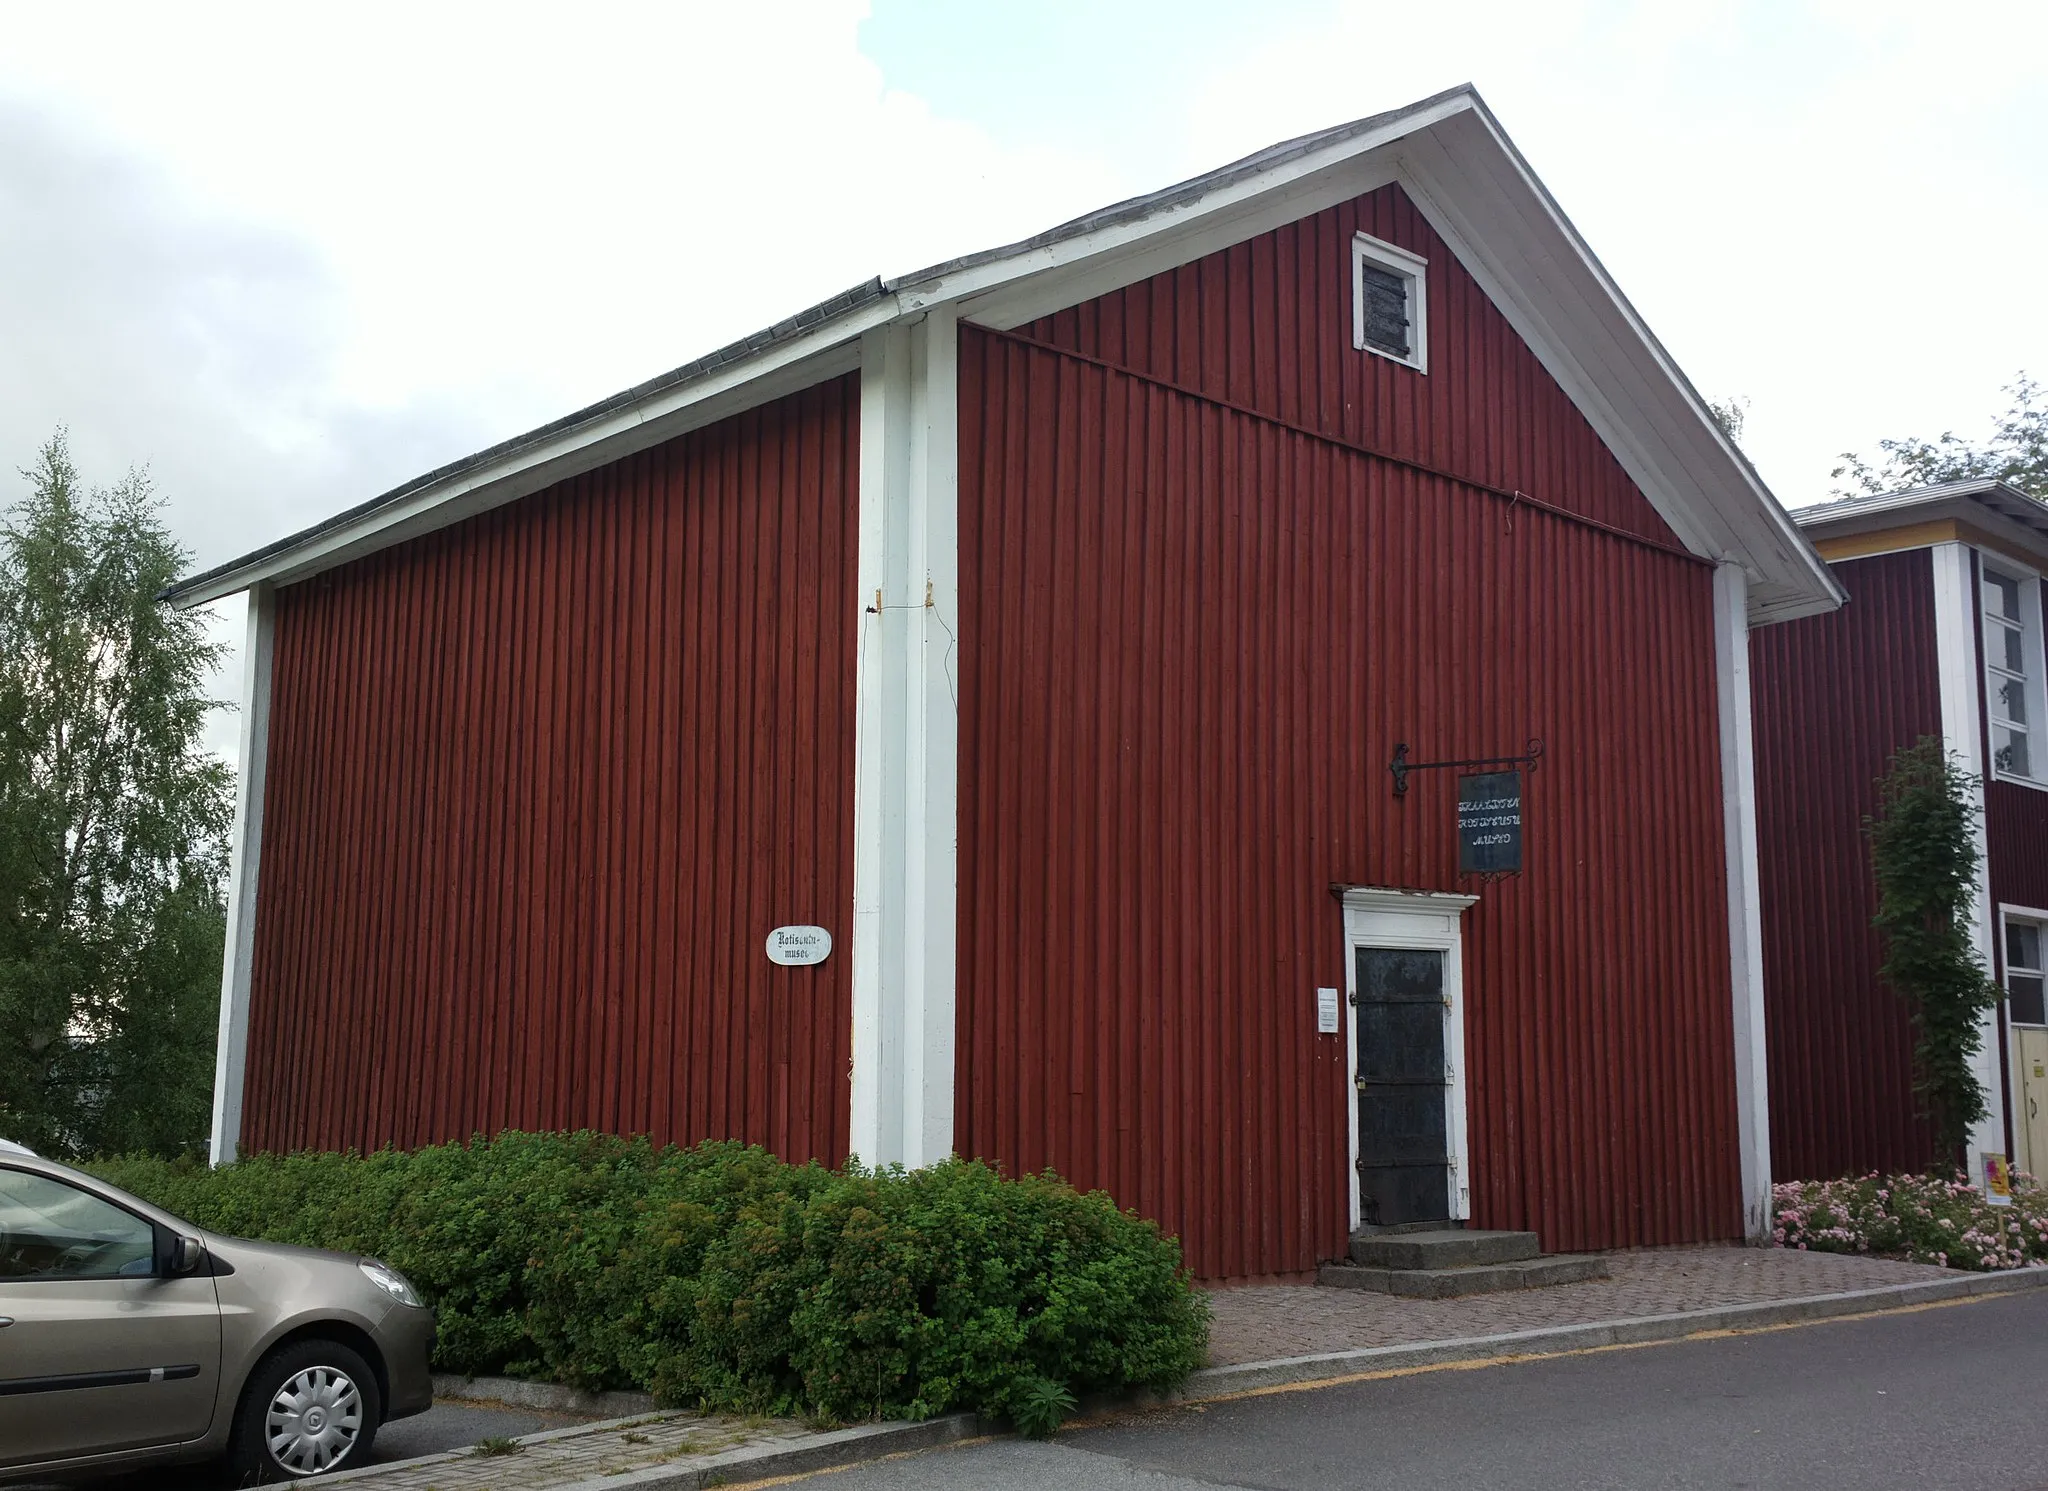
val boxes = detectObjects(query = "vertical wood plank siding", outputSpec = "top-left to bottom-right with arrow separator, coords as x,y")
1751,550 -> 1940,1178
956,186 -> 1739,1277
1019,184 -> 1682,552
242,376 -> 859,1161
1988,784 -> 2048,915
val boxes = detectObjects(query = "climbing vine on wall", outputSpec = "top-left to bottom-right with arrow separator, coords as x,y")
1866,736 -> 2002,1165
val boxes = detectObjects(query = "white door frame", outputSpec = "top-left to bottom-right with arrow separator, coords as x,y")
1341,887 -> 1478,1230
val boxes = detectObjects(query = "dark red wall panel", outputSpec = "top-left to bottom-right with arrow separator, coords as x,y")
244,376 -> 860,1162
957,275 -> 1742,1277
1020,182 -> 1681,552
1751,549 -> 1941,1179
1989,781 -> 2048,915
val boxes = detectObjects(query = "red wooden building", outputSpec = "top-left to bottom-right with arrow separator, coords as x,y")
1754,480 -> 2048,1187
171,87 -> 1842,1280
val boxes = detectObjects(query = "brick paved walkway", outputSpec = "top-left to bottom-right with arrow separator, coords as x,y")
1204,1245 -> 1953,1366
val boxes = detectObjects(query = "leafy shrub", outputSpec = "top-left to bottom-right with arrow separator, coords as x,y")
88,1133 -> 1208,1431
1773,1170 -> 2048,1270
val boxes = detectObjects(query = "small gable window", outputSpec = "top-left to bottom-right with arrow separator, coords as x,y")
1351,232 -> 1428,373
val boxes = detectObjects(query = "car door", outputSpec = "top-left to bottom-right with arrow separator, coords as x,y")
0,1164 -> 223,1469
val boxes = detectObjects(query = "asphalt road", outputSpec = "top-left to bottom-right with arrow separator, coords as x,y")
799,1290 -> 2048,1491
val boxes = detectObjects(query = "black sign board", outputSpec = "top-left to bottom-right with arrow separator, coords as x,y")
1457,770 -> 1523,875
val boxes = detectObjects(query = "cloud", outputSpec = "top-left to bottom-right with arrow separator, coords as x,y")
1172,1 -> 2048,504
4,0 -> 2043,772
0,1 -> 1123,764
0,98 -> 525,758
0,1 -> 1127,428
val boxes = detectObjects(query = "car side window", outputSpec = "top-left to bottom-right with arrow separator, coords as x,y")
0,1168 -> 156,1281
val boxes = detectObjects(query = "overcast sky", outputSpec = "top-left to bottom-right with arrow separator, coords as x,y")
3,0 -> 2042,759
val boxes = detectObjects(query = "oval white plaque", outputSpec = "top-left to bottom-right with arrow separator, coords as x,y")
766,925 -> 832,966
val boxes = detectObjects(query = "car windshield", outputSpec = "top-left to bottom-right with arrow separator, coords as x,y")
0,1167 -> 156,1280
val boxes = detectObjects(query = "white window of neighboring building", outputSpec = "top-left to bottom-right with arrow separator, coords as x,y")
1984,560 -> 2048,785
2008,918 -> 2047,1027
1352,233 -> 1428,373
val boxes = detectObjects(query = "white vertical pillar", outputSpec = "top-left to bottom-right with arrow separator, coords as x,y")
1931,541 -> 2007,1180
849,306 -> 959,1170
209,584 -> 275,1165
1714,562 -> 1772,1239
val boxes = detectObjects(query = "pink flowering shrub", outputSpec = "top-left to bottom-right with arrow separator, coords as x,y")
1773,1170 -> 2048,1271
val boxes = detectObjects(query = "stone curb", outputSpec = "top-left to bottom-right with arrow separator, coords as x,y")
553,1414 -> 987,1491
319,1407 -> 987,1490
432,1372 -> 658,1419
1176,1264 -> 2048,1398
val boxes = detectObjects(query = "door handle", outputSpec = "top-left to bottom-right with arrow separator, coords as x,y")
0,1317 -> 12,1327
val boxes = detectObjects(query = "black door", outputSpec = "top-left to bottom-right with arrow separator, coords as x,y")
1354,947 -> 1450,1226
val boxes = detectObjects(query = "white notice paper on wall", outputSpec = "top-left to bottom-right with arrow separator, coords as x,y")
1317,987 -> 1341,1035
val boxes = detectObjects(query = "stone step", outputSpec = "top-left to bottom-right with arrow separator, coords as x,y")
1351,1219 -> 1463,1237
1349,1228 -> 1543,1270
1318,1253 -> 1608,1299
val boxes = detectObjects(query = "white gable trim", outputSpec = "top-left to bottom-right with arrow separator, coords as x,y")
171,335 -> 870,609
169,87 -> 1840,628
904,93 -> 1474,322
1396,113 -> 1834,624
956,159 -> 1402,332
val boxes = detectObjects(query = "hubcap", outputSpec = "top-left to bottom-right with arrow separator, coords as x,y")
266,1365 -> 362,1476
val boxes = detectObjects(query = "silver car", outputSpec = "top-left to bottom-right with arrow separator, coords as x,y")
0,1147 -> 434,1482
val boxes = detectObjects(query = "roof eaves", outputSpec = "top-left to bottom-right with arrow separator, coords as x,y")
161,276 -> 890,604
1792,478 -> 2044,528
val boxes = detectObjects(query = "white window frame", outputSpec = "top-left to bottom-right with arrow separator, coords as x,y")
1351,232 -> 1429,374
1340,887 -> 1475,1229
1982,554 -> 2048,792
2002,904 -> 2048,1029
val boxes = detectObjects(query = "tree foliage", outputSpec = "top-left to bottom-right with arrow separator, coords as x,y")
1832,374 -> 2047,499
0,432 -> 231,1157
1707,394 -> 1749,448
1866,737 -> 2002,1163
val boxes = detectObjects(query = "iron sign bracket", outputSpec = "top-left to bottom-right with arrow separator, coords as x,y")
1388,738 -> 1543,797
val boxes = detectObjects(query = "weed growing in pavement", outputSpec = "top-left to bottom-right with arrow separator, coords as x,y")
470,1435 -> 524,1457
1010,1376 -> 1079,1438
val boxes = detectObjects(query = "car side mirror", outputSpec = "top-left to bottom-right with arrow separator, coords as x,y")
171,1235 -> 204,1275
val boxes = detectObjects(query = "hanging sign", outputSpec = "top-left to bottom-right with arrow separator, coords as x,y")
1984,1151 -> 2013,1205
766,926 -> 833,966
1457,771 -> 1523,875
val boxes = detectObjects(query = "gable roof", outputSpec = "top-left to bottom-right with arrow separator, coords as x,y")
165,84 -> 1844,626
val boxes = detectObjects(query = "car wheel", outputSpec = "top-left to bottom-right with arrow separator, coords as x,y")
224,1338 -> 382,1482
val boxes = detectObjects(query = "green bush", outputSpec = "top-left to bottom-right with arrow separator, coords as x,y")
87,1133 -> 1208,1429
